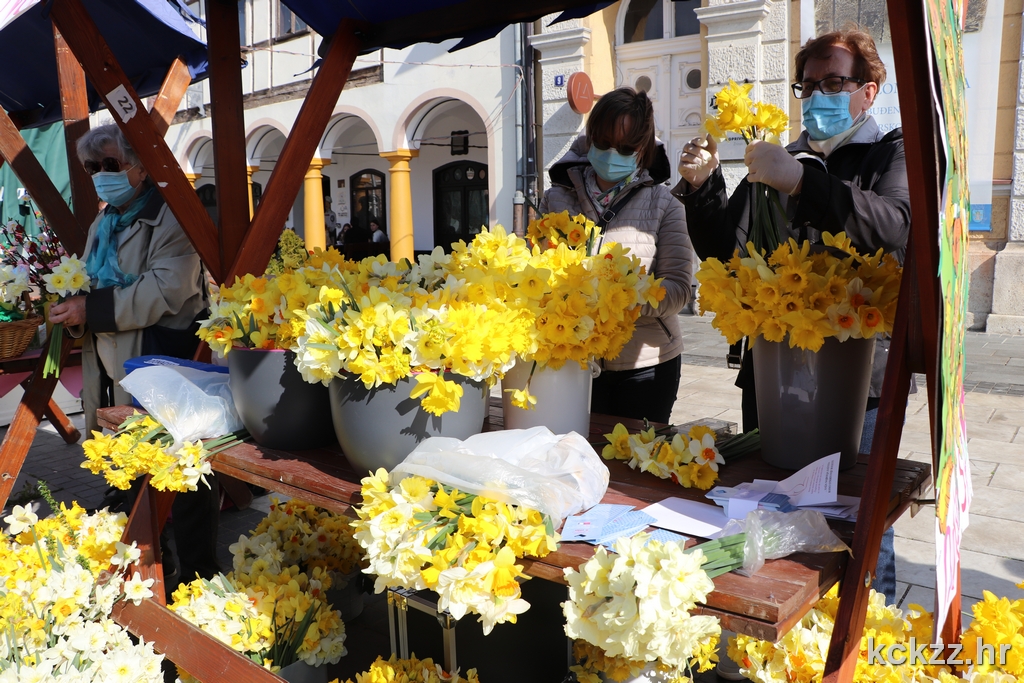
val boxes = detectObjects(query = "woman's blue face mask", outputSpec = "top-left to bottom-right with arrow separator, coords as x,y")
587,145 -> 638,183
801,85 -> 865,140
92,168 -> 139,207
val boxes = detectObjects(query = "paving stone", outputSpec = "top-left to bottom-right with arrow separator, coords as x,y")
965,483 -> 1024,518
967,422 -> 1019,442
989,462 -> 1024,492
895,537 -> 1024,600
964,438 -> 1024,465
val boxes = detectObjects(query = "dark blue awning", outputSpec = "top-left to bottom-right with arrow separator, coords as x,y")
0,0 -> 208,129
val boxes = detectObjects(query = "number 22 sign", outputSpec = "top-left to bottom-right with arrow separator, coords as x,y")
106,84 -> 138,123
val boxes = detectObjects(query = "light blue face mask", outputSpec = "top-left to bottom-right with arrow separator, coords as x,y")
801,89 -> 862,140
92,169 -> 139,207
587,145 -> 638,183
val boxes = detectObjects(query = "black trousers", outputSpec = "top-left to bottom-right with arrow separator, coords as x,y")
590,356 -> 682,424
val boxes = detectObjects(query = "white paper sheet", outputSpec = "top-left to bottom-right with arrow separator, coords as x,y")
772,452 -> 841,506
640,498 -> 729,538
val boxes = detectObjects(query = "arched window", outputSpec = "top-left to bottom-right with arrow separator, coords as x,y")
349,169 -> 386,238
433,161 -> 488,252
623,0 -> 701,43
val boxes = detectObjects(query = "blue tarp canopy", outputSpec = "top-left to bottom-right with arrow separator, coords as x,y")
0,0 -> 208,129
281,0 -> 613,52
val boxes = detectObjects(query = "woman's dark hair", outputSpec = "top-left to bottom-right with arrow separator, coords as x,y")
795,27 -> 886,86
586,87 -> 657,171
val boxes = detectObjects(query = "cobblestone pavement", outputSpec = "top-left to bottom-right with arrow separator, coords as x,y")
1,312 -> 1021,679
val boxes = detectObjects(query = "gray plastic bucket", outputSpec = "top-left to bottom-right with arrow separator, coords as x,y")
329,373 -> 487,475
752,337 -> 873,470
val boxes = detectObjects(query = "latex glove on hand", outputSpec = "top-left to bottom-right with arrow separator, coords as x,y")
744,140 -> 804,196
678,134 -> 719,189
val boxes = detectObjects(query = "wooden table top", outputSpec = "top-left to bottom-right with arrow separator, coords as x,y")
96,400 -> 931,641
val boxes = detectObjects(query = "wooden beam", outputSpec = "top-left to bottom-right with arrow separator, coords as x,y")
111,599 -> 283,683
119,478 -> 168,606
49,0 -> 224,281
206,0 -> 251,276
0,336 -> 72,509
53,24 -> 98,233
227,19 -> 360,281
150,57 -> 192,137
0,109 -> 85,256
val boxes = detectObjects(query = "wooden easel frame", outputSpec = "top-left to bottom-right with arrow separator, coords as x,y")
0,1 -> 963,681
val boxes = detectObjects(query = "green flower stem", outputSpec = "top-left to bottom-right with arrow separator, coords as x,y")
43,322 -> 63,378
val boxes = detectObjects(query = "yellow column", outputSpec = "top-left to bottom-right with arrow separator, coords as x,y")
303,158 -> 329,252
380,149 -> 418,263
184,172 -> 201,188
246,165 -> 260,218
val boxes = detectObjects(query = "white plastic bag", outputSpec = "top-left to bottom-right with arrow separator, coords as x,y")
390,427 -> 609,522
119,365 -> 243,444
718,509 -> 852,576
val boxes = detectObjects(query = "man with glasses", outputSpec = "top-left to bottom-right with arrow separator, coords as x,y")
673,28 -> 907,612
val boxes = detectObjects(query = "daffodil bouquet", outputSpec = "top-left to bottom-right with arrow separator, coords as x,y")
563,533 -> 721,683
728,584 -> 959,683
602,422 -> 725,490
0,264 -> 30,322
0,490 -> 163,682
448,219 -> 665,409
42,254 -> 90,378
352,468 -> 560,635
696,233 -> 902,352
81,412 -> 245,492
230,497 -> 366,587
337,654 -> 481,683
706,80 -> 790,253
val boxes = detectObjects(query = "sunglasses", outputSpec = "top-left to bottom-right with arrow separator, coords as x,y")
83,157 -> 134,175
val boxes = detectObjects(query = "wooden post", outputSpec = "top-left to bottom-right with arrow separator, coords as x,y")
0,337 -> 73,509
49,0 -> 224,281
53,24 -> 98,233
227,19 -> 361,282
149,57 -> 192,137
206,0 -> 251,276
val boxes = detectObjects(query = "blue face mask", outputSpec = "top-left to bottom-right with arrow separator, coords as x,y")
92,169 -> 139,207
587,145 -> 638,183
801,90 -> 858,140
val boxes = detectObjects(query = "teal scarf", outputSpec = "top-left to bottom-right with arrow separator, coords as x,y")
85,187 -> 155,289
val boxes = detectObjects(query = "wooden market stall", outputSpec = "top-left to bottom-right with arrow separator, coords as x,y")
0,0 -> 972,681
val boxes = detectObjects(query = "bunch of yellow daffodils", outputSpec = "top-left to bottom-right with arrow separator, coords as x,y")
563,533 -> 720,682
332,654 -> 481,683
602,423 -> 724,491
958,586 -> 1024,678
0,495 -> 162,682
80,412 -> 236,492
526,210 -> 601,253
230,497 -> 366,582
696,233 -> 902,352
352,468 -> 560,635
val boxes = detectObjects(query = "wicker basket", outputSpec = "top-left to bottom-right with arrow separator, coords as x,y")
0,316 -> 43,361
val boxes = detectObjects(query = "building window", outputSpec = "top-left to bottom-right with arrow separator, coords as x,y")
674,1 -> 701,36
349,169 -> 386,238
623,0 -> 701,42
433,161 -> 488,252
624,0 -> 663,43
238,0 -> 247,45
277,0 -> 307,38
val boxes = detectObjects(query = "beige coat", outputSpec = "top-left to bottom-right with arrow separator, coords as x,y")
540,135 -> 695,371
73,191 -> 205,432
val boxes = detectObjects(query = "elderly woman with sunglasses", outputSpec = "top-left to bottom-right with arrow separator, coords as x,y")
48,125 -> 218,583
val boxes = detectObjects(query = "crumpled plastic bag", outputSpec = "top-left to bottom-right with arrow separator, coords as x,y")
390,427 -> 609,522
717,509 -> 852,576
120,365 -> 243,444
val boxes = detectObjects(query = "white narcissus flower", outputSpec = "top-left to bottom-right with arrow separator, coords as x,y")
4,503 -> 39,535
123,572 -> 155,604
109,541 -> 141,567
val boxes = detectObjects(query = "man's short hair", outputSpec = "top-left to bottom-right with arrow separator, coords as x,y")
795,28 -> 887,86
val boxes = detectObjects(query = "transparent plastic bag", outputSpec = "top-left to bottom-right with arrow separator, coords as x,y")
390,426 -> 609,522
718,509 -> 852,576
119,365 -> 243,444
